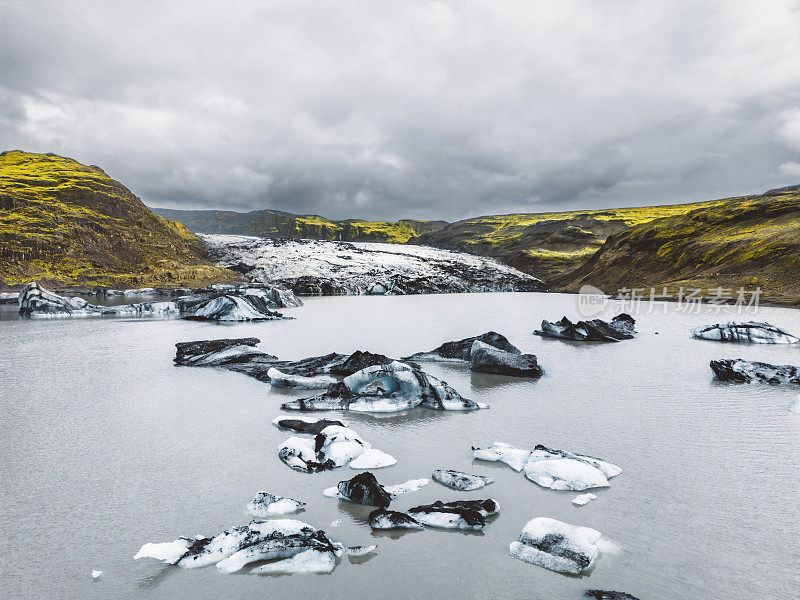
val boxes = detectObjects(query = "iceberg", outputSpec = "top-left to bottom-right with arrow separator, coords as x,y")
403,331 -> 520,362
469,340 -> 543,378
572,493 -> 598,506
281,361 -> 482,413
509,517 -> 601,574
471,442 -> 532,472
246,491 -> 306,517
432,469 -> 494,491
368,508 -> 425,530
710,359 -> 800,385
407,499 -> 499,531
534,314 -> 636,342
692,322 -> 799,344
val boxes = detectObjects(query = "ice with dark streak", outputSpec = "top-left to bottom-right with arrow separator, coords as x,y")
534,314 -> 636,342
407,499 -> 500,530
432,469 -> 494,491
368,508 -> 425,530
403,331 -> 521,362
509,517 -> 601,574
133,519 -> 340,575
281,361 -> 483,413
692,321 -> 799,344
246,491 -> 306,517
323,472 -> 429,506
710,358 -> 800,385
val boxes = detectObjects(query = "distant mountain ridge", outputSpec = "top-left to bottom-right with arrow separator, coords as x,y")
151,207 -> 448,244
0,151 -> 234,288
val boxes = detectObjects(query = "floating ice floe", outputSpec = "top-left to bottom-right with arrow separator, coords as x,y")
174,337 -> 416,384
250,548 -> 337,575
473,443 -> 621,491
278,425 -> 392,473
17,282 -> 178,318
368,508 -> 425,530
267,368 -> 338,390
403,331 -> 521,362
789,396 -> 800,413
246,492 -> 306,517
408,499 -> 499,531
349,449 -> 397,469
692,322 -> 799,344
432,469 -> 494,491
710,359 -> 800,385
469,340 -> 543,378
323,472 -> 429,506
586,591 -> 641,600
573,493 -> 598,506
134,519 -> 341,575
281,361 -> 484,412
471,442 -> 532,472
509,517 -> 601,574
346,545 -> 377,557
181,294 -> 287,321
91,570 -> 102,579
534,314 -> 636,342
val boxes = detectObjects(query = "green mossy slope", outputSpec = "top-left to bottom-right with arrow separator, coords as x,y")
0,151 -> 236,288
558,190 -> 800,305
152,207 -> 448,244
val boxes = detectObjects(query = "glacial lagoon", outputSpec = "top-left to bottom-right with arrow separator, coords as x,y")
1,292 -> 798,599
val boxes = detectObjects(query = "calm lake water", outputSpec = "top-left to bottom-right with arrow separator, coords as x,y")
1,292 -> 798,600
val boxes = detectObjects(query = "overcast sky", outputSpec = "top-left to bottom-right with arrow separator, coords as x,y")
2,1 -> 800,221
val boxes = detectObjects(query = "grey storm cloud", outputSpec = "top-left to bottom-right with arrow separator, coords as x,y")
1,0 -> 800,221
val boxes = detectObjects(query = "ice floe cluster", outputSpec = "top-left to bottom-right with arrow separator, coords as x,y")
16,281 -> 299,321
472,443 -> 622,491
710,358 -> 800,385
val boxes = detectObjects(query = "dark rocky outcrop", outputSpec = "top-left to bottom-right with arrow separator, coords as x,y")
403,331 -> 520,362
710,359 -> 800,385
469,340 -> 543,378
534,313 -> 636,342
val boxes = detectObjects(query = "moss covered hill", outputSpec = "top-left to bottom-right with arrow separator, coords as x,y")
0,151 -> 235,289
410,200 -> 727,281
152,207 -> 448,244
557,188 -> 800,306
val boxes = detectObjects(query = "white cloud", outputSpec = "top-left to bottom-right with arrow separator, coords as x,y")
1,0 -> 799,219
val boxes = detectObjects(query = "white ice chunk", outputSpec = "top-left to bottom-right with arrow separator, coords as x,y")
346,545 -> 377,557
572,493 -> 598,506
384,478 -> 429,495
509,517 -> 600,574
91,570 -> 102,579
134,539 -> 191,564
267,368 -> 338,390
472,442 -> 531,471
349,449 -> 397,469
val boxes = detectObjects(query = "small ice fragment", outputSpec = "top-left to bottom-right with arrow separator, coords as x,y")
789,396 -> 800,413
91,570 -> 102,579
346,544 -> 377,557
573,493 -> 597,506
329,519 -> 342,527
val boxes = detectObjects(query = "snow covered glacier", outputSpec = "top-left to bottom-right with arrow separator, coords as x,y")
200,234 -> 543,295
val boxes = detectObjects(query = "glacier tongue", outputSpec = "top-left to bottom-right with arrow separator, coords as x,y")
201,234 -> 543,295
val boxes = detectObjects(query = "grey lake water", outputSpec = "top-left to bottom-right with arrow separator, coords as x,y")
1,292 -> 798,600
